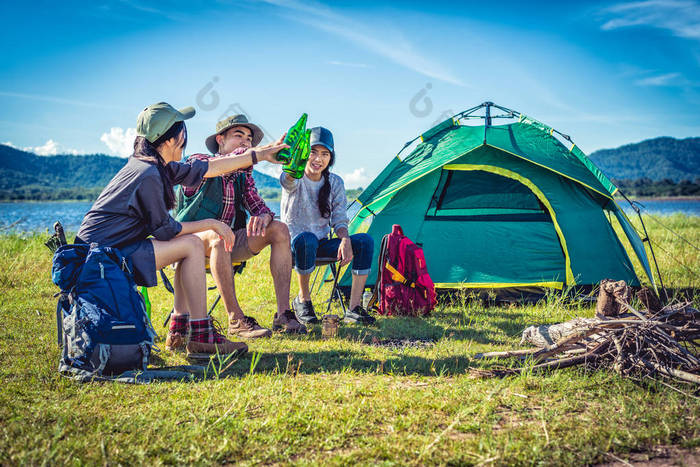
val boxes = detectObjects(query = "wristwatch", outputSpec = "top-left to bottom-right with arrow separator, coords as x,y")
250,150 -> 258,165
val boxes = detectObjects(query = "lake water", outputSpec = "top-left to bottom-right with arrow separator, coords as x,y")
0,201 -> 284,234
0,198 -> 698,234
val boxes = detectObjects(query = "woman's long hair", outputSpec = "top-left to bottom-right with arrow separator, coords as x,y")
131,121 -> 187,210
318,150 -> 336,219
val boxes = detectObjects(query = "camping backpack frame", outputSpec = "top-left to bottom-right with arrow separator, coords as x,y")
51,240 -> 156,381
371,224 -> 437,316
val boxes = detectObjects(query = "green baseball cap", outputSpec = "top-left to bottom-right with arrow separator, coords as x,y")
136,102 -> 195,143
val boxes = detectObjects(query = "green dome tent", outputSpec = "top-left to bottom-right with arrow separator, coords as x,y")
338,102 -> 655,297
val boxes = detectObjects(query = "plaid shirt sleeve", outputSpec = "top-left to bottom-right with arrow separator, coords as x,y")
182,153 -> 212,196
243,166 -> 273,217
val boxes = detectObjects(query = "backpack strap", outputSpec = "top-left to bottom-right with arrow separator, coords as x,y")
385,263 -> 416,288
369,233 -> 390,311
232,172 -> 248,231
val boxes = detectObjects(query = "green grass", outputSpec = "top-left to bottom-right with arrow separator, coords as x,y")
0,215 -> 698,465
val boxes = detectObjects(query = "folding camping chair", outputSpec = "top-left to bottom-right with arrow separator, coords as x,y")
161,260 -> 244,327
311,257 -> 348,317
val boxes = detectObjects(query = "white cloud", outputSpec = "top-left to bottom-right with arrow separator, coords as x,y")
2,139 -> 84,155
600,0 -> 700,40
32,139 -> 62,155
340,167 -> 371,189
100,127 -> 137,157
635,72 -> 682,86
262,0 -> 466,86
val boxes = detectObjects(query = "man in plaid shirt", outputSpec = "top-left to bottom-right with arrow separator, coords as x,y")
178,115 -> 306,339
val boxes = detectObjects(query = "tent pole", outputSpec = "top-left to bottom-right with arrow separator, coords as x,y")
483,101 -> 492,144
452,103 -> 486,123
618,189 -> 668,301
484,101 -> 492,127
397,136 -> 420,159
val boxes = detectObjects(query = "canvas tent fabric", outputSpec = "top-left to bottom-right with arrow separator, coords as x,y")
339,113 -> 653,294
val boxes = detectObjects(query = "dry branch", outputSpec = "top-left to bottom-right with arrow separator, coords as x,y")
473,284 -> 700,386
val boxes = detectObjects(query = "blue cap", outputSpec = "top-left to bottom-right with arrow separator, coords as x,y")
309,126 -> 334,155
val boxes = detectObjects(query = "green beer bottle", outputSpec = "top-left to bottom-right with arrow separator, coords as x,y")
277,113 -> 308,164
283,128 -> 310,179
294,129 -> 311,179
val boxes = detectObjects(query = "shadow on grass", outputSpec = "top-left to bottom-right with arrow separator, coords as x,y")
148,301 -> 575,382
214,349 -> 477,379
317,305 -> 533,346
308,314 -> 505,345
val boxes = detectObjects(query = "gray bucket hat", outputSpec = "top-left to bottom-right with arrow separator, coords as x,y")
205,114 -> 264,154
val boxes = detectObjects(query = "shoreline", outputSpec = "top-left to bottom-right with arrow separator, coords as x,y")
0,195 -> 368,204
0,199 -> 96,204
615,196 -> 700,202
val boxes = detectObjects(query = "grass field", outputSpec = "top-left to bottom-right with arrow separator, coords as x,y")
0,214 -> 698,465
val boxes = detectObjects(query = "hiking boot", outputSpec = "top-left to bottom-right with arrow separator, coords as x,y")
165,313 -> 189,352
165,330 -> 187,352
228,315 -> 272,339
344,306 -> 376,325
292,296 -> 320,324
186,317 -> 248,357
272,309 -> 308,334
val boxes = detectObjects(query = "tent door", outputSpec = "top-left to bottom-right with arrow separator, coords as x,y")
421,165 -> 575,286
425,167 -> 552,222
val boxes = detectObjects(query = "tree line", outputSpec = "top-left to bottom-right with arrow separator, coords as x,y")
612,178 -> 700,197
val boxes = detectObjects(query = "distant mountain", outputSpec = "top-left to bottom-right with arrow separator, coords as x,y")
0,144 -> 280,200
250,169 -> 279,191
588,137 -> 700,182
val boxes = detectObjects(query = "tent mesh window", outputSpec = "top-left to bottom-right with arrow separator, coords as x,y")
426,169 -> 551,221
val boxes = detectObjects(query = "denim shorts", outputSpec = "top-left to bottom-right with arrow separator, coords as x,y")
291,232 -> 374,275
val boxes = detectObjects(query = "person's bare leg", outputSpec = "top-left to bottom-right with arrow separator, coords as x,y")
349,274 -> 369,309
195,230 -> 245,323
152,235 -> 207,319
248,220 -> 292,315
172,263 -> 188,316
297,272 -> 312,301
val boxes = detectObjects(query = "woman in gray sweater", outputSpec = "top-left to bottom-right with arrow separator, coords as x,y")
280,127 -> 375,325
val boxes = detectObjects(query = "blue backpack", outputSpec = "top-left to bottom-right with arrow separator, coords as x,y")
52,243 -> 156,381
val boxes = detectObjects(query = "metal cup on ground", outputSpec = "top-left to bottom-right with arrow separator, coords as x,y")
322,314 -> 340,338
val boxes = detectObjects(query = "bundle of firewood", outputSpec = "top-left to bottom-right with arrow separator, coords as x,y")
472,281 -> 700,385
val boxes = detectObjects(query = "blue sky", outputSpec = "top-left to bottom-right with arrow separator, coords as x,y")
1,0 -> 698,187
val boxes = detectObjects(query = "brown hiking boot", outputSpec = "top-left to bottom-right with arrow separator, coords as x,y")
272,309 -> 307,334
228,315 -> 272,339
186,317 -> 249,358
165,331 -> 187,352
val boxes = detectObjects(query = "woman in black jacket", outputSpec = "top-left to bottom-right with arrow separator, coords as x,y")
77,102 -> 287,357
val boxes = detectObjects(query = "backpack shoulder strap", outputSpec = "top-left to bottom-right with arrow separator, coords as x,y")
232,172 -> 248,231
369,233 -> 390,310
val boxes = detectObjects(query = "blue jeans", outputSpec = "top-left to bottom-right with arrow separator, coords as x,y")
291,232 -> 374,275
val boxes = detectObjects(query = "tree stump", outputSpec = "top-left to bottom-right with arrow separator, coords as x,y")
596,279 -> 631,318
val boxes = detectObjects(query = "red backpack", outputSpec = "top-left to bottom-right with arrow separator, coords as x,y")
371,224 -> 437,316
